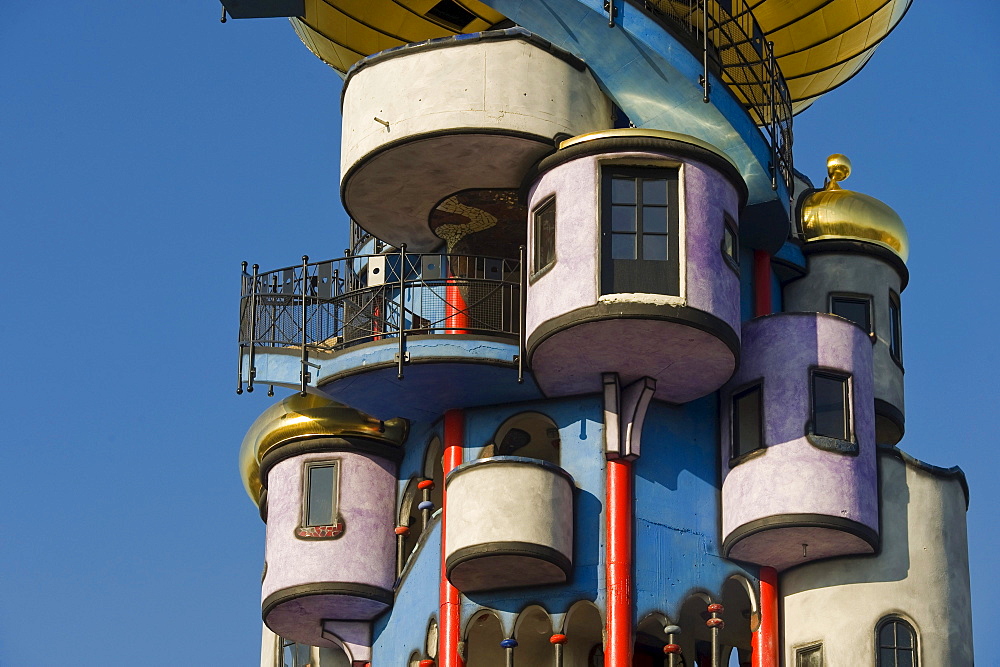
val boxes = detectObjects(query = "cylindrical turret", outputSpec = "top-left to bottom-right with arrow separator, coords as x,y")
525,129 -> 746,403
785,155 -> 909,444
240,394 -> 407,648
721,312 -> 879,570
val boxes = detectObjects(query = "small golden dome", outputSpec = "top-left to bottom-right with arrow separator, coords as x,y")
239,394 -> 407,506
801,154 -> 909,262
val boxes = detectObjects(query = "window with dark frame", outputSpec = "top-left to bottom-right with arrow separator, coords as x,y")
601,167 -> 680,295
876,617 -> 918,667
280,637 -> 311,667
830,295 -> 872,334
425,0 -> 476,29
795,643 -> 823,667
722,215 -> 739,271
732,384 -> 763,459
889,291 -> 903,364
304,461 -> 339,527
812,371 -> 851,441
533,198 -> 556,275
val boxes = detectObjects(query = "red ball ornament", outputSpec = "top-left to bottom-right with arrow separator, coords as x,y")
394,526 -> 410,535
663,644 -> 682,654
707,603 -> 724,613
419,660 -> 435,667
418,479 -> 435,490
549,634 -> 567,644
706,617 -> 725,629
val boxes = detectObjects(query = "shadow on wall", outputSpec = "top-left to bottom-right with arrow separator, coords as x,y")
783,452 -> 910,592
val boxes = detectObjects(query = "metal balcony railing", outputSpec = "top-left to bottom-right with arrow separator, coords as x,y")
237,248 -> 526,395
631,0 -> 793,193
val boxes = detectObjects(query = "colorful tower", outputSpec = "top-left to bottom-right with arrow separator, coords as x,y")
225,1 -> 974,665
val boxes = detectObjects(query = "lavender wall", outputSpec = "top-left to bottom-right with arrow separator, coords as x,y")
721,313 -> 878,538
526,148 -> 742,333
262,448 -> 397,643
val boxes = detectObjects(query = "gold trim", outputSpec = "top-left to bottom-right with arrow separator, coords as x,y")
558,129 -> 738,172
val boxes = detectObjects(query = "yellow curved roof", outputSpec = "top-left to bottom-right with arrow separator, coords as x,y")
239,393 -> 407,506
291,0 -> 909,110
801,154 -> 908,261
291,0 -> 505,75
750,0 -> 912,113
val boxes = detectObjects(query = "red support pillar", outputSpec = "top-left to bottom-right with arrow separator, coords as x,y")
752,250 -> 772,318
752,566 -> 779,667
605,458 -> 633,667
445,269 -> 470,334
440,409 -> 464,667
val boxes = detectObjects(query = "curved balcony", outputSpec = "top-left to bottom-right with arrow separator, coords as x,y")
444,456 -> 574,592
237,251 -> 538,420
340,29 -> 613,251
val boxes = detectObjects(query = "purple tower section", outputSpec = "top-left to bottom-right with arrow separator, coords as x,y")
262,449 -> 397,648
525,134 -> 744,403
721,313 -> 878,571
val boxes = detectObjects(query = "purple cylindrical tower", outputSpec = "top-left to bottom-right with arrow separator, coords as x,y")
525,130 -> 746,403
721,312 -> 878,570
240,394 -> 407,649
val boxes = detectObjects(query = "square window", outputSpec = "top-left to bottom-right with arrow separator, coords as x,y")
533,199 -> 556,274
722,216 -> 739,271
831,295 -> 872,334
304,461 -> 339,527
812,372 -> 851,441
732,384 -> 763,459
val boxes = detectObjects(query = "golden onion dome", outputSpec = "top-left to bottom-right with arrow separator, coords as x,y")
801,154 -> 908,262
239,393 -> 407,506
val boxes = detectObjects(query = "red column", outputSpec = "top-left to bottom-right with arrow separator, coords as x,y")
605,458 -> 633,667
752,566 -> 779,667
440,410 -> 464,667
444,276 -> 469,334
752,250 -> 772,318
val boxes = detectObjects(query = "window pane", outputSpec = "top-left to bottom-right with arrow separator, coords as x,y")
612,205 -> 636,232
879,648 -> 896,666
813,374 -> 849,440
897,650 -> 913,667
307,464 -> 337,526
896,623 -> 913,648
831,297 -> 871,333
797,646 -> 822,667
642,205 -> 668,234
642,234 -> 668,260
723,225 -> 737,263
734,387 -> 762,457
890,297 -> 902,362
879,622 -> 896,647
612,233 -> 636,259
612,177 -> 636,204
642,178 -> 668,205
534,202 -> 556,271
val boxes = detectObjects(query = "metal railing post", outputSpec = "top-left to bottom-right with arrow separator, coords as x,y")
768,41 -> 778,190
707,603 -> 724,666
701,0 -> 710,103
300,255 -> 310,396
518,245 -> 526,384
238,261 -> 248,394
247,263 -> 259,393
398,244 -> 407,379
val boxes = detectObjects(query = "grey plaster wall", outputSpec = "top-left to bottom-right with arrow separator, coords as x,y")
445,458 -> 573,560
781,449 -> 973,665
784,251 -> 905,441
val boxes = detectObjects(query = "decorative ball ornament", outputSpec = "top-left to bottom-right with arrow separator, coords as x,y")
706,618 -> 725,629
826,153 -> 852,185
418,500 -> 434,511
549,634 -> 568,644
419,660 -> 435,667
663,644 -> 682,654
418,479 -> 435,490
394,525 -> 410,535
663,624 -> 681,636
500,638 -> 518,649
707,603 -> 724,613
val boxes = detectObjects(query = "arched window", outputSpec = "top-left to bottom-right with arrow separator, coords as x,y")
481,412 -> 561,465
876,616 -> 917,666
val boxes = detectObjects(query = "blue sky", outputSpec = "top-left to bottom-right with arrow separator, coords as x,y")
0,2 -> 996,664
